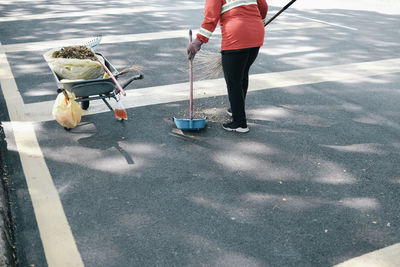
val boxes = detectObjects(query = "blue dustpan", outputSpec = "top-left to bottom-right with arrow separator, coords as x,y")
174,29 -> 207,131
173,117 -> 206,131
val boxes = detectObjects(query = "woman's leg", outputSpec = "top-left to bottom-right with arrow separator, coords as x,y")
242,47 -> 260,99
221,50 -> 249,125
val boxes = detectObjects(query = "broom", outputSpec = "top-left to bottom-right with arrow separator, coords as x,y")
195,0 -> 297,76
264,0 -> 297,27
114,65 -> 144,77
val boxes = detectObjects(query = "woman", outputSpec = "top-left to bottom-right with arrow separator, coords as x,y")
187,0 -> 268,133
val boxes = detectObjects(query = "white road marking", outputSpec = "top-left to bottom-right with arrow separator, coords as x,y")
8,122 -> 85,267
0,47 -> 25,120
0,20 -> 330,265
288,13 -> 358,31
1,8 -> 398,264
23,58 -> 400,122
0,4 -> 205,22
334,243 -> 400,267
0,21 -> 325,53
0,42 -> 84,267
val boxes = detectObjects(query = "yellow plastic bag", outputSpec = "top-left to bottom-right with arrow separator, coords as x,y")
52,90 -> 82,128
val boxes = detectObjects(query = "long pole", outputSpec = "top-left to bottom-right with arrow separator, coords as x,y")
189,30 -> 194,120
264,0 -> 297,27
96,58 -> 127,96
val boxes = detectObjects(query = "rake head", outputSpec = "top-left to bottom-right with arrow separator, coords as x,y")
85,35 -> 102,51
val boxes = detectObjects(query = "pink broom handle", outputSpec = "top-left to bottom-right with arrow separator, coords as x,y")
97,58 -> 127,96
189,30 -> 194,120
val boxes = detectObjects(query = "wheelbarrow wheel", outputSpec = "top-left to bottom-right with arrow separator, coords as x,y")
81,96 -> 89,110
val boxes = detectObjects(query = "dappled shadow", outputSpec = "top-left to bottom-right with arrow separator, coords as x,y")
76,123 -> 135,165
29,73 -> 400,266
3,2 -> 399,105
2,1 -> 400,266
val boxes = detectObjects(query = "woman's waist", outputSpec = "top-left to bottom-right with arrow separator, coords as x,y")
221,18 -> 264,33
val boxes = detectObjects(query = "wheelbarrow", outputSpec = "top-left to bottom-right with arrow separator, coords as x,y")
49,53 -> 143,122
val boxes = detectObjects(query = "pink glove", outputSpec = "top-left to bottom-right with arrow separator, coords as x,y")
187,38 -> 203,60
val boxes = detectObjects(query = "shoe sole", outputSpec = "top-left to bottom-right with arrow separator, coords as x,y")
222,125 -> 249,133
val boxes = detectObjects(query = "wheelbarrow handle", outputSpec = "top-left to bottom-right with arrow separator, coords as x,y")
121,74 -> 144,89
96,58 -> 127,96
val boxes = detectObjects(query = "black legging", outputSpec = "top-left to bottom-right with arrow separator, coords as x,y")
221,47 -> 260,125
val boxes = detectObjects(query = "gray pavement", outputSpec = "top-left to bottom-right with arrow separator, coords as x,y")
1,0 -> 400,266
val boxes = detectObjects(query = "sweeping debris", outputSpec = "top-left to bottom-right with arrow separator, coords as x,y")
52,45 -> 97,60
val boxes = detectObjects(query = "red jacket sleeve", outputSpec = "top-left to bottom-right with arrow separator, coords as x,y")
257,0 -> 268,23
197,0 -> 223,43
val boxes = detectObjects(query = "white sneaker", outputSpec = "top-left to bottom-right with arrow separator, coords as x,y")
222,121 -> 249,133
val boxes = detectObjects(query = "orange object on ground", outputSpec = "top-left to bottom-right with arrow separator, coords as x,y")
114,109 -> 127,120
114,101 -> 128,120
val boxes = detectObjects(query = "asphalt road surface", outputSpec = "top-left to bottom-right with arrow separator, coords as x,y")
0,0 -> 400,266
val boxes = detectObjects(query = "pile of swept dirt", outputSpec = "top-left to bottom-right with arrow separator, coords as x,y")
52,46 -> 97,61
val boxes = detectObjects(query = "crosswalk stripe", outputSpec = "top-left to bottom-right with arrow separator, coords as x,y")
24,58 -> 400,122
288,13 -> 358,31
2,2 -> 399,266
334,243 -> 400,267
0,21 -> 325,53
0,5 -> 204,22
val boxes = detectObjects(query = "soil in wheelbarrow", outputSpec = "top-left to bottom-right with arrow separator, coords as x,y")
52,46 -> 97,61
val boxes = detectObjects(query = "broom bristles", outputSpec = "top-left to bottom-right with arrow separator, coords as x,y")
194,50 -> 223,79
115,65 -> 144,77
